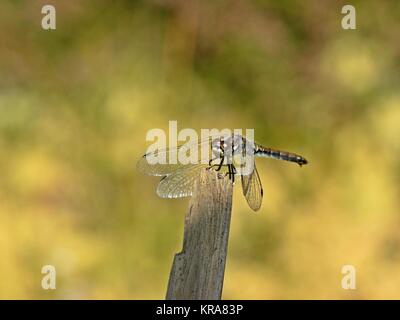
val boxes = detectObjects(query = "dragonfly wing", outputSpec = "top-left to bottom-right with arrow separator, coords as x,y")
241,165 -> 263,211
137,154 -> 183,176
156,164 -> 208,198
136,137 -> 214,176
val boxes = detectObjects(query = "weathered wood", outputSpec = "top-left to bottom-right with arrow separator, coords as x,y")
166,169 -> 233,300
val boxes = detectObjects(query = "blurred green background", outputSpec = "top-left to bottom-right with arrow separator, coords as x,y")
1,0 -> 399,299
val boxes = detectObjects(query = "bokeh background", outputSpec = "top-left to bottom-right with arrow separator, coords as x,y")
1,0 -> 399,299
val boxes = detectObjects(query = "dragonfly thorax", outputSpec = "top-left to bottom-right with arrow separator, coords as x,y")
211,134 -> 255,159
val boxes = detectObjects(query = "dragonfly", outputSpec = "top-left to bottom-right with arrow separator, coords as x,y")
137,134 -> 308,211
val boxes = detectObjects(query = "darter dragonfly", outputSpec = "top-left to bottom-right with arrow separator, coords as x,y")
137,134 -> 308,211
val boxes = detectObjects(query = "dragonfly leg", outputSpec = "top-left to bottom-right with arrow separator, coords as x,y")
227,163 -> 232,181
215,143 -> 225,172
225,164 -> 235,183
207,155 -> 225,172
215,156 -> 224,171
207,156 -> 219,170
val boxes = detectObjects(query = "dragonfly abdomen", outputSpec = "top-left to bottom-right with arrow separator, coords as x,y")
255,147 -> 308,166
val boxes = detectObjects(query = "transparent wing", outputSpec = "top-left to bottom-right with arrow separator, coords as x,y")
156,164 -> 208,198
241,164 -> 263,211
136,137 -> 215,176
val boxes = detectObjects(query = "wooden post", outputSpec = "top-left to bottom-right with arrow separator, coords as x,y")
166,169 -> 233,300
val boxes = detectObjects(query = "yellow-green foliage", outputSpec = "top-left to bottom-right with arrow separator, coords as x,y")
0,0 -> 399,299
